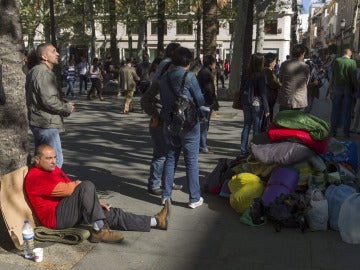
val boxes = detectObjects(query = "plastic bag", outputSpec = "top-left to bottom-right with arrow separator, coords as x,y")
325,184 -> 356,231
338,193 -> 360,244
306,189 -> 328,231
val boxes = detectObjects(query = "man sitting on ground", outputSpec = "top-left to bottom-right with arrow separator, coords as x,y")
25,144 -> 170,244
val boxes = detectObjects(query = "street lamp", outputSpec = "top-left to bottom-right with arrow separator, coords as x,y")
340,19 -> 346,54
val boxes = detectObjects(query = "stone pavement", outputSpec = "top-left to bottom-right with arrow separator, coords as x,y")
1,86 -> 360,270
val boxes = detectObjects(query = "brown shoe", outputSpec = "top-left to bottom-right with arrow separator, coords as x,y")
89,226 -> 124,243
155,199 -> 170,230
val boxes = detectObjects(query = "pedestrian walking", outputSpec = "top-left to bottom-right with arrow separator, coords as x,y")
87,58 -> 104,101
77,56 -> 88,95
64,59 -> 77,98
120,59 -> 140,114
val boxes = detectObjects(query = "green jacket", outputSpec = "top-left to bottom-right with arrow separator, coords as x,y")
331,56 -> 357,89
26,63 -> 72,130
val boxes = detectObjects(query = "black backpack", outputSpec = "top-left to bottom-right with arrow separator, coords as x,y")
166,72 -> 199,132
267,192 -> 309,232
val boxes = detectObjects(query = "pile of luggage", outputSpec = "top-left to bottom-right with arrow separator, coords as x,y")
204,110 -> 360,243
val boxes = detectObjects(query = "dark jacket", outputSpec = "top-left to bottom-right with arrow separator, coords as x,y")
197,66 -> 218,108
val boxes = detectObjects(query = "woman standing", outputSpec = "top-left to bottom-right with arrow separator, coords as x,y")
159,47 -> 205,209
264,53 -> 281,122
240,53 -> 270,156
87,58 -> 104,101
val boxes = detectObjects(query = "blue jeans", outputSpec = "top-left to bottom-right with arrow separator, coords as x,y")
66,80 -> 75,97
330,86 -> 353,136
162,123 -> 201,203
199,109 -> 211,151
79,75 -> 88,93
240,105 -> 263,154
148,121 -> 167,190
30,125 -> 63,168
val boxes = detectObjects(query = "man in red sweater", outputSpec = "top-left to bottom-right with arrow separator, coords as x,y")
25,144 -> 170,244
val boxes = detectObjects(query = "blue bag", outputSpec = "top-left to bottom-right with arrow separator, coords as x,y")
325,184 -> 356,231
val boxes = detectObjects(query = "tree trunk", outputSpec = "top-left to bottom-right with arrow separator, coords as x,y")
137,19 -> 146,61
228,0 -> 250,95
126,9 -> 133,59
157,0 -> 165,58
243,0 -> 254,69
136,0 -> 147,61
202,0 -> 218,57
109,0 -> 120,66
254,0 -> 274,53
254,12 -> 266,53
0,0 -> 29,175
89,0 -> 96,59
351,0 -> 360,51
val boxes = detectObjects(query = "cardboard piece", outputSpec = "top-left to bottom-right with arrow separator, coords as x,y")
0,166 -> 39,249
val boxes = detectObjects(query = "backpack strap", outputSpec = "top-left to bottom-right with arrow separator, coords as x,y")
166,71 -> 188,97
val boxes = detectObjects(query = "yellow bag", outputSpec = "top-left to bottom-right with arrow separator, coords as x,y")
229,173 -> 265,214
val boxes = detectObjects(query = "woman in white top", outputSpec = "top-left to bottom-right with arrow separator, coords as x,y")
87,58 -> 104,101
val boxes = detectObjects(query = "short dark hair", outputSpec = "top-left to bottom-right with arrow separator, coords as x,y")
171,47 -> 193,67
92,58 -> 99,65
203,54 -> 216,67
291,44 -> 308,58
165,43 -> 181,58
264,52 -> 277,67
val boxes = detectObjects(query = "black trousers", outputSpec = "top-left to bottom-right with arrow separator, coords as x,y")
56,181 -> 151,232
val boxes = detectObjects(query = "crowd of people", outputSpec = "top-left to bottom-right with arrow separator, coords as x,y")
23,41 -> 360,244
239,44 -> 359,156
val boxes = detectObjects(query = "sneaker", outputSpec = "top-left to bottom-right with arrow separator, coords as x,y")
148,188 -> 162,196
155,199 -> 170,230
89,225 -> 124,243
188,197 -> 204,209
172,184 -> 183,190
200,149 -> 214,154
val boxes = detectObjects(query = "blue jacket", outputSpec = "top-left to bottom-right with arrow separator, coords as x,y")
160,66 -> 205,124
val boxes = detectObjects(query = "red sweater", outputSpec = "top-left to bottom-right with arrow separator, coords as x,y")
25,166 -> 71,229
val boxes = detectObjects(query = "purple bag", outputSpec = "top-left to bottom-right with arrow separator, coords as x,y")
262,167 -> 300,206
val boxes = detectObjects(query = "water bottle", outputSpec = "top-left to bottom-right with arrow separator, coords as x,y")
22,220 -> 34,259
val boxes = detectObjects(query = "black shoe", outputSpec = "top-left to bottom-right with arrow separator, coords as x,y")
148,188 -> 162,196
172,184 -> 183,190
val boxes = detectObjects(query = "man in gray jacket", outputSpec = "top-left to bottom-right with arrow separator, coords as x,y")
26,43 -> 75,168
278,44 -> 310,111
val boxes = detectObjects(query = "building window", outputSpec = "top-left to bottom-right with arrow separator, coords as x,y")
151,21 -> 167,35
176,20 -> 193,35
264,20 -> 278,35
126,24 -> 138,35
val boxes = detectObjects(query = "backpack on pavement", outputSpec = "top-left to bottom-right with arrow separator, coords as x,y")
267,192 -> 309,232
